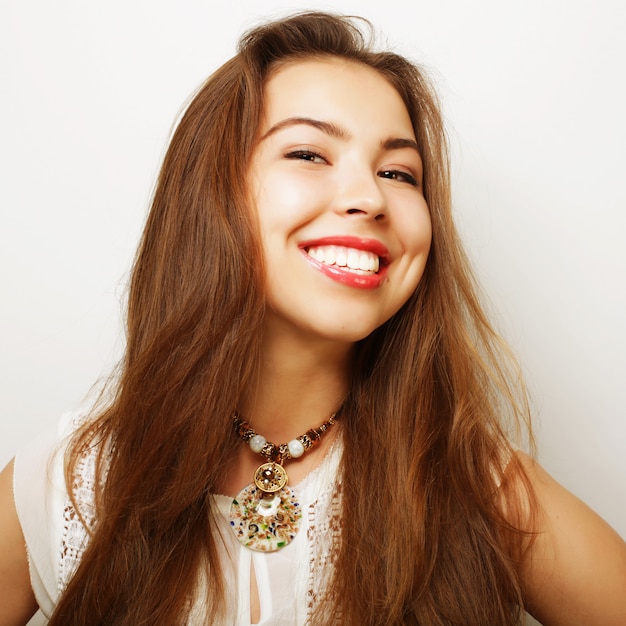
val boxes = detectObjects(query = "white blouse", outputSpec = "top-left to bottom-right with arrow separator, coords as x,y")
13,412 -> 343,625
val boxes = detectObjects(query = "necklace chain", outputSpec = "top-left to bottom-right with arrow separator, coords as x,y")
233,411 -> 338,464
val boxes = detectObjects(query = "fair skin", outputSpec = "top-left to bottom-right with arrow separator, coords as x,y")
0,459 -> 39,625
0,58 -> 625,626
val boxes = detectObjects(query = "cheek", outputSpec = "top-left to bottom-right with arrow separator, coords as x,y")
254,168 -> 330,230
418,219 -> 433,259
403,203 -> 432,257
401,210 -> 433,293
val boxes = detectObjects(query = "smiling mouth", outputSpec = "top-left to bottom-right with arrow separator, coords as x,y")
305,245 -> 380,274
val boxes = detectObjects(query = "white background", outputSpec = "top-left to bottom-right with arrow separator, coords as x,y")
1,3 -> 624,623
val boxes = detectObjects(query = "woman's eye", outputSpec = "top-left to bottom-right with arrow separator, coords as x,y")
378,169 -> 418,186
285,150 -> 327,164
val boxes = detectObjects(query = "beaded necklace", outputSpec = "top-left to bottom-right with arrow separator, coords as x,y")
229,411 -> 338,551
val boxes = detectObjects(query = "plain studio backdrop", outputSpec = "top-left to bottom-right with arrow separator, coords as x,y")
2,2 -> 625,625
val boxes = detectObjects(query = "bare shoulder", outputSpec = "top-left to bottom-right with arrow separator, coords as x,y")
0,459 -> 39,626
510,452 -> 626,626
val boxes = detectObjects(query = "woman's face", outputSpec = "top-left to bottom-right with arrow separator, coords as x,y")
247,57 -> 432,345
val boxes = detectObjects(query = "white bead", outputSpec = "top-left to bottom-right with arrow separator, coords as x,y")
249,434 -> 266,453
288,439 -> 305,458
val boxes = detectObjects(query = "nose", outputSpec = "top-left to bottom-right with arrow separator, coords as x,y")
332,166 -> 387,221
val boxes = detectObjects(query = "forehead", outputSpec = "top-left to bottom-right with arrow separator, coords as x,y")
259,57 -> 415,139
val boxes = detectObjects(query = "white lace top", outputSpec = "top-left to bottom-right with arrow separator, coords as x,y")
13,412 -> 343,625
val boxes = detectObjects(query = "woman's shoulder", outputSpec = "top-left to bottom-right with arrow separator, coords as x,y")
0,458 -> 39,625
507,452 -> 626,625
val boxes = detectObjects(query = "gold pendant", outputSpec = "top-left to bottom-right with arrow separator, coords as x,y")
253,462 -> 288,493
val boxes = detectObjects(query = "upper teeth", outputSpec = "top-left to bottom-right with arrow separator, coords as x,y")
307,245 -> 380,273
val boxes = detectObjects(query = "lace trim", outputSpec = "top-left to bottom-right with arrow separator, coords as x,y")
59,414 -> 98,593
306,478 -> 343,623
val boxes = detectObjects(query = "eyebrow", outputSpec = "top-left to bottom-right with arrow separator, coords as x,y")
382,137 -> 420,153
260,117 -> 349,141
259,116 -> 420,155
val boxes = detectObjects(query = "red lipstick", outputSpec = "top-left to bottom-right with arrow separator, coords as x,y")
299,236 -> 390,289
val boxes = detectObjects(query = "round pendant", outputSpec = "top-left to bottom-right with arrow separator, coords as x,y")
229,483 -> 302,551
253,462 -> 288,493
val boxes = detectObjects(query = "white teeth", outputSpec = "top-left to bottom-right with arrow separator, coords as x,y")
306,245 -> 380,273
347,249 -> 360,269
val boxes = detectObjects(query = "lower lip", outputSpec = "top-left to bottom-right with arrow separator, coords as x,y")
303,253 -> 386,289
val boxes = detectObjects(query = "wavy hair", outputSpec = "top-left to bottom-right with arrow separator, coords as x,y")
51,11 -> 535,625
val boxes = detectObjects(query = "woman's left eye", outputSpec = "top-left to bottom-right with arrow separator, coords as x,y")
284,150 -> 327,164
378,170 -> 418,186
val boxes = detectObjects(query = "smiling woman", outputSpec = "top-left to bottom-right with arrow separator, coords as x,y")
1,10 -> 625,626
249,58 -> 431,342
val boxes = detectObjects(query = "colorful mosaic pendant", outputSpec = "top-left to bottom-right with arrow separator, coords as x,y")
229,480 -> 302,551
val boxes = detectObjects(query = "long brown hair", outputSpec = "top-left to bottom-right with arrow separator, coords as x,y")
51,12 -> 534,625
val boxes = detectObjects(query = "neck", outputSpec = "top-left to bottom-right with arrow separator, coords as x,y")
239,327 -> 353,441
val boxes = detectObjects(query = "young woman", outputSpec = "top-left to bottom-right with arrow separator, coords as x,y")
1,11 -> 625,626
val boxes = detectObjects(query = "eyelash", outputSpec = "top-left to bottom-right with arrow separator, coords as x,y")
284,151 -> 419,187
378,170 -> 418,187
285,149 -> 327,163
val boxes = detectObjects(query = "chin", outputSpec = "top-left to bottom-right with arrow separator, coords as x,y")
309,320 -> 383,344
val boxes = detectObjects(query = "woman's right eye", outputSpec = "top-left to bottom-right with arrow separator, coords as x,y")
284,149 -> 327,164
